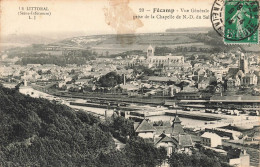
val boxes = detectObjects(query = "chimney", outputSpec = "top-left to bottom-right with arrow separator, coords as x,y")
243,150 -> 246,155
105,110 -> 107,119
123,74 -> 126,85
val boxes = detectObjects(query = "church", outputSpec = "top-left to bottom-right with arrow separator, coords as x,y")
129,45 -> 185,69
226,52 -> 258,91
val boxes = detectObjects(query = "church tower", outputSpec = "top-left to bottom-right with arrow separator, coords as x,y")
147,45 -> 154,58
239,53 -> 248,74
171,115 -> 184,136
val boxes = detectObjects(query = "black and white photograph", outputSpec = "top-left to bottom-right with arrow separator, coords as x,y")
0,0 -> 259,166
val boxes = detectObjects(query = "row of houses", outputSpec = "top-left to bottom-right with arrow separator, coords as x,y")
119,112 -> 255,167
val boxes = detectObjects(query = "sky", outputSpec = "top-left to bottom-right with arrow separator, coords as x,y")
0,0 -> 213,36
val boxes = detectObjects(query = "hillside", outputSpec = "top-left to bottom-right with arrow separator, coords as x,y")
0,85 -> 169,167
56,33 -> 210,55
0,85 -> 120,166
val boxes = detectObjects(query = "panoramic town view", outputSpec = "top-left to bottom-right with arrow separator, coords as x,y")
0,28 -> 259,167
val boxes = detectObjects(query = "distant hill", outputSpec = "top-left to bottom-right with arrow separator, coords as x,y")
0,32 -> 87,50
4,28 -> 259,56
1,34 -> 55,45
56,32 -> 209,55
165,27 -> 211,33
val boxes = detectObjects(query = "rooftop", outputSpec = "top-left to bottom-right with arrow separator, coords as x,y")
173,134 -> 193,147
135,119 -> 156,133
201,132 -> 221,139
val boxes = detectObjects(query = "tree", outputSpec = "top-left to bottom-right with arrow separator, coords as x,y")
168,146 -> 232,167
37,70 -> 43,75
98,72 -> 123,87
0,86 -> 119,166
174,81 -> 189,90
105,51 -> 109,57
124,137 -> 167,167
113,116 -> 135,138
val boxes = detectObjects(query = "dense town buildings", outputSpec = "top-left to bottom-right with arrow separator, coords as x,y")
1,45 -> 260,101
1,43 -> 259,167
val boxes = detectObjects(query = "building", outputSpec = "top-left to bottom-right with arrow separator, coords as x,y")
205,128 -> 242,140
229,150 -> 250,167
171,116 -> 184,136
154,115 -> 194,154
201,132 -> 222,147
147,45 -> 154,57
174,92 -> 202,100
198,78 -> 211,90
242,73 -> 258,86
210,95 -> 260,109
154,133 -> 178,156
147,54 -> 184,69
134,119 -> 156,139
226,52 -> 258,89
129,45 -> 185,69
148,76 -> 180,84
239,52 -> 248,74
227,78 -> 240,91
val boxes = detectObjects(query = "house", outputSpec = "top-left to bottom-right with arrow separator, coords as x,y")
134,119 -> 156,139
169,85 -> 181,96
229,150 -> 250,167
171,116 -> 193,152
64,75 -> 74,82
175,134 -> 194,153
175,92 -> 202,100
58,81 -> 66,88
225,52 -> 256,89
242,73 -> 258,86
154,115 -> 194,154
120,83 -> 140,96
148,76 -> 180,84
192,68 -> 207,82
227,77 -> 240,91
120,83 -> 139,92
154,133 -> 179,156
181,86 -> 199,93
226,68 -> 244,82
201,132 -> 222,147
243,126 -> 260,141
197,68 -> 206,76
171,116 -> 184,136
74,79 -> 90,85
198,78 -> 211,90
254,71 -> 260,84
115,56 -> 122,60
205,128 -> 242,140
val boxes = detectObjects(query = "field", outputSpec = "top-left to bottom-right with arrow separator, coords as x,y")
59,33 -> 213,54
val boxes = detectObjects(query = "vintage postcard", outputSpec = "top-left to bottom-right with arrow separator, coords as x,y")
0,0 -> 259,167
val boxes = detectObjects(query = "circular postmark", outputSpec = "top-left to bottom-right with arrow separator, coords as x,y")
211,0 -> 259,41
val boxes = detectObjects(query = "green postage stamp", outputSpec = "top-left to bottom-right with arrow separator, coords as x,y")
211,0 -> 259,44
224,0 -> 259,44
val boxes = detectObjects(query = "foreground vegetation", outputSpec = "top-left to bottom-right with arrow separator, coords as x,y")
0,85 -> 166,167
0,85 -> 231,166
